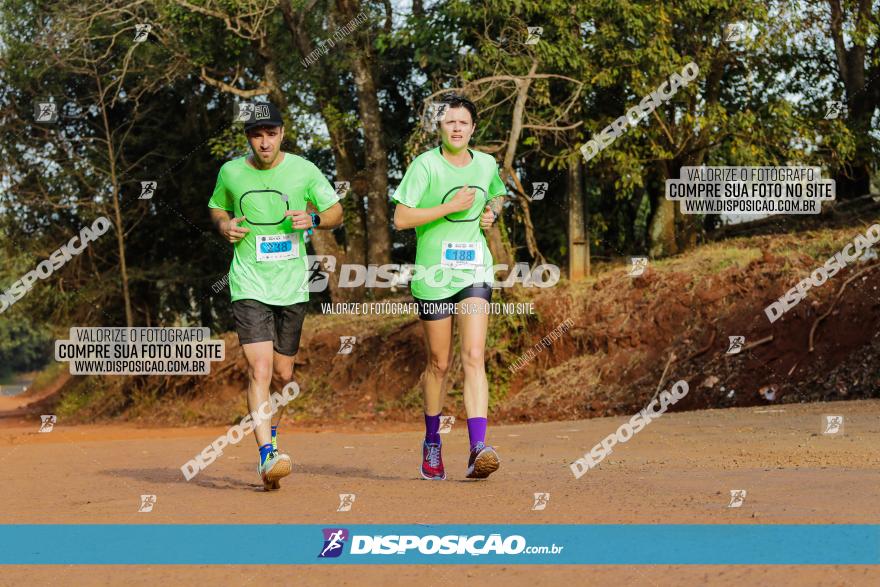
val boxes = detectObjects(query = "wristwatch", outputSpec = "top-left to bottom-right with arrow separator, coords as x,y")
310,213 -> 321,228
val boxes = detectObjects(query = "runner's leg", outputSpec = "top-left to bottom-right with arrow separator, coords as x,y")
457,297 -> 489,421
241,341 -> 275,447
421,316 -> 454,416
269,302 -> 306,450
457,291 -> 500,478
418,314 -> 454,480
271,351 -> 295,447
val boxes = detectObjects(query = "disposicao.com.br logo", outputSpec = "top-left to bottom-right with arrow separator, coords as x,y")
317,528 -> 563,558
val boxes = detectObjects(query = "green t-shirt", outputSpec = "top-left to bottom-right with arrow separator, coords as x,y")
208,153 -> 339,305
393,147 -> 506,300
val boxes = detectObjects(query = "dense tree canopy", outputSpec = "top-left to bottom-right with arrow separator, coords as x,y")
1,0 -> 877,346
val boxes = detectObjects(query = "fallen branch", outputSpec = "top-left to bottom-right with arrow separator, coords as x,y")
809,262 -> 880,352
739,334 -> 773,352
683,324 -> 717,363
652,351 -> 677,401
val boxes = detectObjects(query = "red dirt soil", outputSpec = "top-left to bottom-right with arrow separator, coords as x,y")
6,223 -> 880,432
0,399 -> 878,585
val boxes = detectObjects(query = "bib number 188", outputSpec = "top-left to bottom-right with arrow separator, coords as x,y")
440,241 -> 481,268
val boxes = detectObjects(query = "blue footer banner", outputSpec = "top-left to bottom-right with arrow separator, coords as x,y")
1,524 -> 878,564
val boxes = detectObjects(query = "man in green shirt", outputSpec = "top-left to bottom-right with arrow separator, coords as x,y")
208,102 -> 342,490
393,93 -> 506,481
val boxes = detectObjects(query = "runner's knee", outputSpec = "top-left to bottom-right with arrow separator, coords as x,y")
427,354 -> 450,378
248,361 -> 273,385
460,346 -> 484,370
273,363 -> 294,383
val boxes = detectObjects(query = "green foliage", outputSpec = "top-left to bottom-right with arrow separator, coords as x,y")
0,0 -> 877,361
0,314 -> 53,376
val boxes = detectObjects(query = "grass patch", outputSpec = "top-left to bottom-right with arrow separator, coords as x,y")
56,378 -> 107,419
679,244 -> 763,275
30,362 -> 67,390
389,384 -> 424,412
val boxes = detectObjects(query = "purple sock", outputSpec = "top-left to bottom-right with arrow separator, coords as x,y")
467,417 -> 487,450
424,413 -> 441,444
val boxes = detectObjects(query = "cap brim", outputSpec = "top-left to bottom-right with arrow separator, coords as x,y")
244,121 -> 283,131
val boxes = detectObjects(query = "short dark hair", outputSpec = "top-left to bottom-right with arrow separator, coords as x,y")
438,93 -> 478,125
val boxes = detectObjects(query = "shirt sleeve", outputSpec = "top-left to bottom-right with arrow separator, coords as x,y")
208,167 -> 233,211
488,165 -> 506,199
305,164 -> 340,212
392,156 -> 430,208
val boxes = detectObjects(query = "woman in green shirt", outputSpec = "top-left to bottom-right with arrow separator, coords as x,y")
393,94 -> 506,481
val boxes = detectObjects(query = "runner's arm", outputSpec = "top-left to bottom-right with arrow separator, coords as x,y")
209,208 -> 249,243
480,196 -> 504,230
394,186 -> 474,230
209,207 -> 231,233
393,202 -> 456,230
314,201 -> 343,229
488,195 -> 504,218
288,202 -> 343,230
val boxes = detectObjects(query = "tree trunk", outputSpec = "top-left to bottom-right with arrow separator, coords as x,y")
489,60 -> 541,271
96,72 -> 133,326
336,0 -> 391,267
648,162 -> 677,258
567,155 -> 588,280
648,196 -> 677,258
279,1 -> 367,299
110,183 -> 133,327
828,0 -> 877,199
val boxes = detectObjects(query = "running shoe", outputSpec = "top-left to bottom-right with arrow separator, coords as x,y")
465,442 -> 500,479
258,450 -> 292,491
420,440 -> 446,480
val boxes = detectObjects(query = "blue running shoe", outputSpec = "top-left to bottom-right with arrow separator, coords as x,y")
258,450 -> 291,491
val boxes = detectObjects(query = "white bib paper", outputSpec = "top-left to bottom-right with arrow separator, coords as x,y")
440,240 -> 482,268
256,233 -> 299,262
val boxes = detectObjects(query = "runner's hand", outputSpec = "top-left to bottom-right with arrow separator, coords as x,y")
480,205 -> 496,230
285,209 -> 313,230
221,216 -> 250,243
448,185 -> 476,213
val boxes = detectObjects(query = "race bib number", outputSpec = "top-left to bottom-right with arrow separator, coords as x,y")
256,234 -> 299,262
440,241 -> 482,268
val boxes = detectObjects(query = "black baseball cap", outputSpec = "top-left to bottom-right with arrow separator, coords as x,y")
243,101 -> 284,132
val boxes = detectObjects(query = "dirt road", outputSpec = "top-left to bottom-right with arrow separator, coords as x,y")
1,400 -> 879,586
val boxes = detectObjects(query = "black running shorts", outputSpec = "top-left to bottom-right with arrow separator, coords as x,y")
414,282 -> 493,321
232,299 -> 307,356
